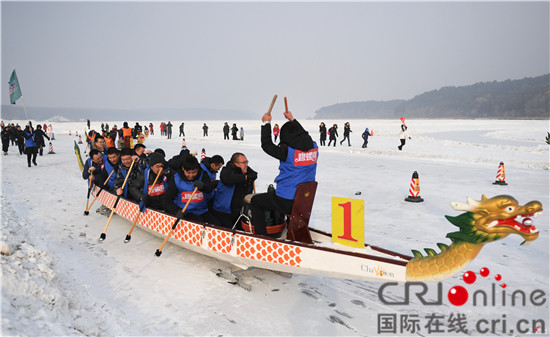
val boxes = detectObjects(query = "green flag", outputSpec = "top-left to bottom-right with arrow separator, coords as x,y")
8,69 -> 22,104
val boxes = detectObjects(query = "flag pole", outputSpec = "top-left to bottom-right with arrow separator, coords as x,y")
20,96 -> 30,121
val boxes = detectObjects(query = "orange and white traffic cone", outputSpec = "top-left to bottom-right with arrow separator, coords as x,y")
78,135 -> 83,144
405,171 -> 424,202
48,142 -> 55,154
493,162 -> 508,185
200,148 -> 206,161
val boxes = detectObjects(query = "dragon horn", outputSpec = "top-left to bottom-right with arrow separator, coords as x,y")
467,197 -> 480,207
451,196 -> 480,211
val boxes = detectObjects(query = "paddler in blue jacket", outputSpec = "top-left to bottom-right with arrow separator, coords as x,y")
250,109 -> 318,235
104,147 -> 121,191
162,154 -> 220,225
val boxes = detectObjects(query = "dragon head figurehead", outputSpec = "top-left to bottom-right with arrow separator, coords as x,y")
446,195 -> 542,245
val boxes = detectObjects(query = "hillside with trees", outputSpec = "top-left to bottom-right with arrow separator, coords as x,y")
314,74 -> 549,119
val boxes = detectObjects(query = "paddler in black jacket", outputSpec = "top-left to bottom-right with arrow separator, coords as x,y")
82,149 -> 108,189
211,152 -> 257,228
129,152 -> 170,212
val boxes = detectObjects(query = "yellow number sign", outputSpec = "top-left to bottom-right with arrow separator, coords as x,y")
332,197 -> 365,248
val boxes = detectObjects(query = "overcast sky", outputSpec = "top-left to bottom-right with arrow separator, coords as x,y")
2,1 -> 549,117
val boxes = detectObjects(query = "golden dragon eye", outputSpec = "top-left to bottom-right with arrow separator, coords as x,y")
504,206 -> 515,213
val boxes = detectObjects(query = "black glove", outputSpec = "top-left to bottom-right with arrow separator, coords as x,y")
141,195 -> 150,204
176,209 -> 185,220
193,181 -> 205,190
246,171 -> 258,181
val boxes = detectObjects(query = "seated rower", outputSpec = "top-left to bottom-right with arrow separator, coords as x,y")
200,155 -> 224,181
132,143 -> 152,170
162,155 -> 220,225
113,148 -> 138,200
104,147 -> 121,192
82,149 -> 108,190
129,152 -> 170,212
211,152 -> 257,228
92,135 -> 107,154
200,154 -> 224,207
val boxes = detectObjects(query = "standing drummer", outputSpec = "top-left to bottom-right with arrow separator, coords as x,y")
211,152 -> 257,228
250,109 -> 318,235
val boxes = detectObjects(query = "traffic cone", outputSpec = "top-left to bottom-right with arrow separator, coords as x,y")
69,130 -> 72,135
181,138 -> 186,149
200,148 -> 206,161
78,135 -> 83,144
405,171 -> 424,202
48,142 -> 55,154
493,162 -> 508,185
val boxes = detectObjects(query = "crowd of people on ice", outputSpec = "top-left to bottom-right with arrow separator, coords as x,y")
81,110 -> 319,236
1,120 -> 55,167
2,114 -> 410,236
317,120 -> 411,150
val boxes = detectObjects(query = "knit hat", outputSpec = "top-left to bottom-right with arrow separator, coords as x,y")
154,148 -> 166,157
149,152 -> 164,167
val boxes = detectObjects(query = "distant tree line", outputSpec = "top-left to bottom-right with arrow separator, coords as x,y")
315,74 -> 549,119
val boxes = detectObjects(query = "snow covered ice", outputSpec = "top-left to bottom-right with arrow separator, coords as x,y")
1,118 -> 549,336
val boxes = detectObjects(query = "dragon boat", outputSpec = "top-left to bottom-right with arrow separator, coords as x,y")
76,143 -> 543,284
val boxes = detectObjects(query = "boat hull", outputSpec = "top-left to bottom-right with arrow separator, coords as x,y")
93,187 -> 410,283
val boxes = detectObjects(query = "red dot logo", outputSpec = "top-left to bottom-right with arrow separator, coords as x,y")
480,267 -> 490,277
495,274 -> 502,281
463,271 -> 477,284
448,286 -> 469,306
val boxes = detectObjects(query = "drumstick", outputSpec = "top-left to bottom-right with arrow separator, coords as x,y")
284,97 -> 289,112
267,95 -> 277,116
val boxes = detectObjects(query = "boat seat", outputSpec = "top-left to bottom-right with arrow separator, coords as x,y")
285,181 -> 318,244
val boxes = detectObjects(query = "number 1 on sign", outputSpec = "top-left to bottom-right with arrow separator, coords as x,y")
332,197 -> 365,248
337,202 -> 357,242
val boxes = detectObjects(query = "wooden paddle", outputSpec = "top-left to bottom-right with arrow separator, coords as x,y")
124,167 -> 163,243
155,187 -> 198,257
84,178 -> 93,215
84,169 -> 116,215
267,95 -> 277,115
98,160 -> 135,241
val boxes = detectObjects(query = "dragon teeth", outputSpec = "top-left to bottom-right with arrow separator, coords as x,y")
530,228 -> 539,233
534,211 -> 542,218
514,225 -> 521,231
487,220 -> 499,229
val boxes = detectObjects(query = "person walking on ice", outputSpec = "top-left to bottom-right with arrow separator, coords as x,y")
398,121 -> 411,151
361,128 -> 371,148
327,124 -> 338,147
340,122 -> 352,146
